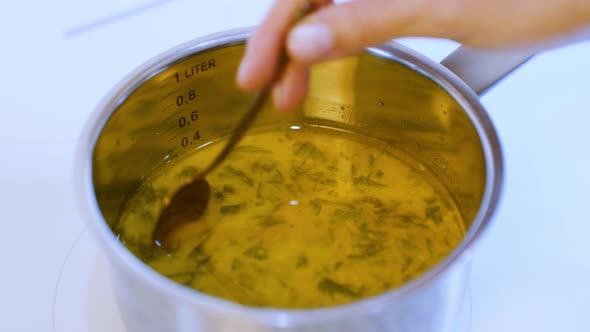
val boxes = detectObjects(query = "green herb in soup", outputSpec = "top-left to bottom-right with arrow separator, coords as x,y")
115,127 -> 465,308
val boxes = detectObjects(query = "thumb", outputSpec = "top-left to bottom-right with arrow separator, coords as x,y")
286,0 -> 443,63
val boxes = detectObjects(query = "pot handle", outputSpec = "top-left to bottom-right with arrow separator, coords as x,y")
440,46 -> 536,96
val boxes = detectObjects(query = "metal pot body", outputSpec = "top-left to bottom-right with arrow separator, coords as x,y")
76,28 -> 503,332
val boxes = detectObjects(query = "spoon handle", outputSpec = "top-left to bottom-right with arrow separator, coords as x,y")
198,4 -> 309,177
199,86 -> 272,177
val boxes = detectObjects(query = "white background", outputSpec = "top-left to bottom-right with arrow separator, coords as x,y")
1,0 -> 589,331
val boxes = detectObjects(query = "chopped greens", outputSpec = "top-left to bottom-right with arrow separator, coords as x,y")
176,166 -> 200,179
425,206 -> 443,224
231,258 -> 242,271
294,141 -> 325,161
115,127 -> 465,309
222,185 -> 235,193
243,245 -> 268,260
352,176 -> 386,187
166,272 -> 195,285
222,166 -> 254,186
310,199 -> 322,215
220,203 -> 243,215
318,278 -> 359,298
258,217 -> 286,227
296,254 -> 308,268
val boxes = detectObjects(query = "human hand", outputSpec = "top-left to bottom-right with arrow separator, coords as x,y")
237,0 -> 590,112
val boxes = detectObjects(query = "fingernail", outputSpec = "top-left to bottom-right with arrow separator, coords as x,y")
288,23 -> 333,60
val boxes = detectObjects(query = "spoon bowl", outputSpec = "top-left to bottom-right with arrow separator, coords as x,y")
153,177 -> 211,247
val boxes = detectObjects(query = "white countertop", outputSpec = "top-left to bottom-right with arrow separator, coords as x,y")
1,1 -> 589,331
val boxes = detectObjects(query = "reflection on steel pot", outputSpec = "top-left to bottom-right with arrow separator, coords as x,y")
75,28 -> 533,332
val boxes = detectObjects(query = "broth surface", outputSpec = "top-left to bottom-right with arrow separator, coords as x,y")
116,126 -> 465,308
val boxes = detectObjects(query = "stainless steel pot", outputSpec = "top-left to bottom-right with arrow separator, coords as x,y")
75,28 -> 533,332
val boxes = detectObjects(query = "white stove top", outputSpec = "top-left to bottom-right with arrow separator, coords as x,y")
1,1 -> 589,331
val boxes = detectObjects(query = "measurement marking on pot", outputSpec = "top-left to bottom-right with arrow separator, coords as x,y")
175,89 -> 197,107
63,0 -> 174,37
168,131 -> 183,142
161,87 -> 183,101
161,104 -> 175,113
161,125 -> 176,136
173,59 -> 217,83
164,110 -> 181,122
180,130 -> 201,147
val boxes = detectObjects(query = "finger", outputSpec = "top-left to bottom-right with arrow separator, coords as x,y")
272,62 -> 310,112
237,0 -> 310,91
286,0 -> 446,63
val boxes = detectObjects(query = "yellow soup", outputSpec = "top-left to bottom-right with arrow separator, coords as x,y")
115,126 -> 465,308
